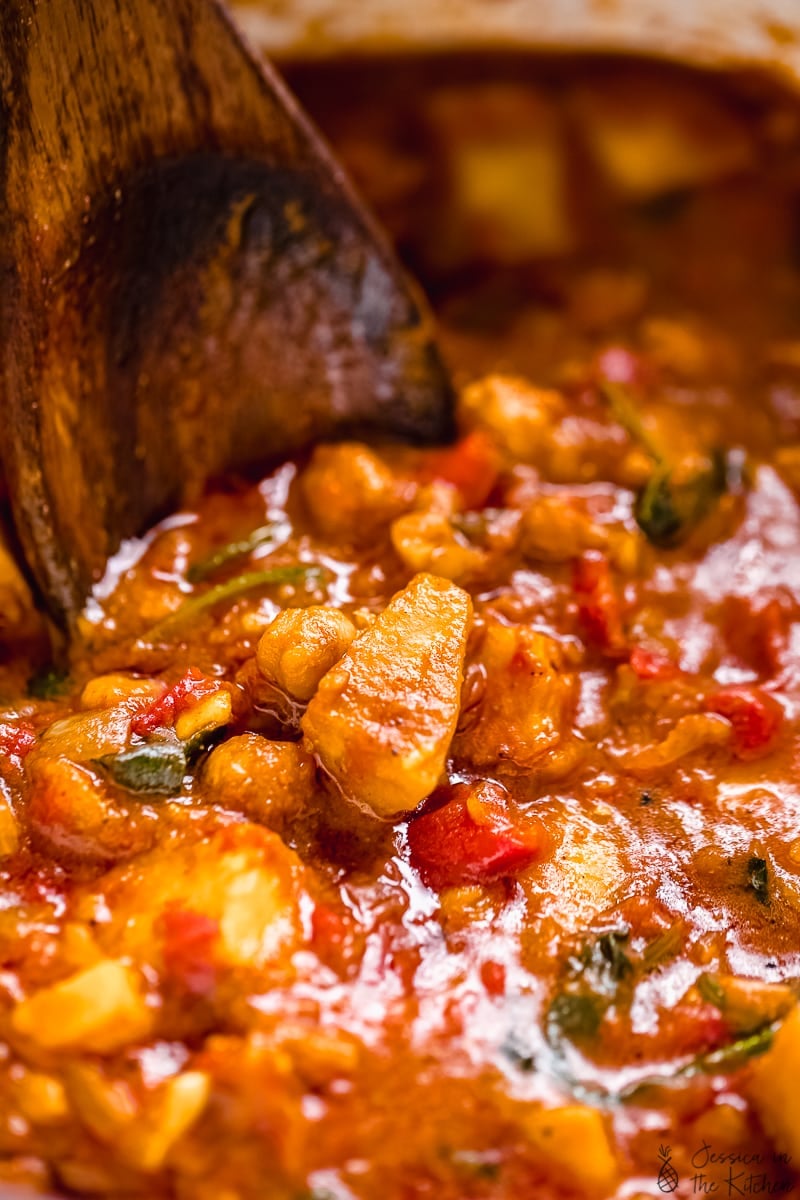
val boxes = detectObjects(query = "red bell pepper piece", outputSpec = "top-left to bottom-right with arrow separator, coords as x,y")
407,781 -> 545,891
480,960 -> 507,997
657,998 -> 729,1058
703,685 -> 783,760
0,720 -> 36,767
160,904 -> 219,995
720,593 -> 791,678
423,431 -> 500,509
131,668 -> 218,737
572,552 -> 627,658
629,645 -> 680,681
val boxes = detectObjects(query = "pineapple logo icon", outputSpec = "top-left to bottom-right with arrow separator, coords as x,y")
657,1145 -> 679,1193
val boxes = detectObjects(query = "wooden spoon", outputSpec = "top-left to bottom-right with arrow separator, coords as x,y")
0,0 -> 453,628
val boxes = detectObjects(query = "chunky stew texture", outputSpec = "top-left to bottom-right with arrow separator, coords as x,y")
3,52 -> 800,1199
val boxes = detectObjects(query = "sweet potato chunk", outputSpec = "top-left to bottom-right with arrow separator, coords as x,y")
11,960 -> 152,1053
523,1104 -> 618,1192
574,72 -> 753,198
302,573 -> 472,818
92,825 -> 304,976
748,1005 -> 800,1157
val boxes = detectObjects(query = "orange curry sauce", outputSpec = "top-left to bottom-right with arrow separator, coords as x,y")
2,52 -> 800,1199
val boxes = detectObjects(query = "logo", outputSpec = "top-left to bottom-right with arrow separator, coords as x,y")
658,1144 -> 679,1194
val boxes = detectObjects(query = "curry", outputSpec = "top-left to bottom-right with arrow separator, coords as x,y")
2,51 -> 800,1199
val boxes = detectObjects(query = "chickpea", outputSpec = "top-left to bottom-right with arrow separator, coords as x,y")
301,442 -> 413,541
257,606 -> 357,701
390,510 -> 486,583
459,374 -> 566,464
202,733 -> 316,828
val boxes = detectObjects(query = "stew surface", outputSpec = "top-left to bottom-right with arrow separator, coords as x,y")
2,52 -> 800,1200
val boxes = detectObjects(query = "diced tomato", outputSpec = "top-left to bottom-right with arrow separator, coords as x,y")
480,960 -> 507,997
312,904 -> 348,951
131,668 -> 219,736
572,552 -> 627,657
600,895 -> 679,943
703,685 -> 784,760
629,645 -> 680,681
719,593 -> 792,679
407,780 -> 546,890
657,998 -> 729,1057
423,431 -> 500,509
0,720 -> 36,767
160,904 -> 219,995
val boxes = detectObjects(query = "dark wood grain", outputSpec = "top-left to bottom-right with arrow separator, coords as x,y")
0,0 -> 453,626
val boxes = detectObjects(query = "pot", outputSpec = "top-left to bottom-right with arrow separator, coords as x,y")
233,0 -> 800,87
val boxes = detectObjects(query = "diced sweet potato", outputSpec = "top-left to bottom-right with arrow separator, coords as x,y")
13,1069 -> 69,1125
302,573 -> 472,818
120,1070 -> 210,1171
574,73 -> 753,198
173,689 -> 232,740
424,84 -> 576,263
531,814 -> 626,934
38,706 -> 133,761
456,620 -> 574,769
0,788 -> 19,858
94,824 -> 304,976
11,960 -> 153,1053
80,674 -> 167,710
523,1104 -> 617,1192
66,1062 -> 138,1143
748,1005 -> 800,1157
66,1063 -> 210,1172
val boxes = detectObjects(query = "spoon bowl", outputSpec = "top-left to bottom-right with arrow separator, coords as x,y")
0,0 -> 453,627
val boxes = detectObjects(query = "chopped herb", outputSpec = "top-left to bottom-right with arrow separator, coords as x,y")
600,381 -> 739,548
546,929 -> 632,1050
451,508 -> 504,544
600,381 -> 665,464
187,522 -> 285,583
635,450 -> 729,548
748,856 -> 770,906
501,1026 -> 537,1073
693,1023 -> 775,1073
27,667 -> 70,700
450,1151 -> 501,1181
618,1021 -> 778,1103
142,565 -> 324,641
96,736 -> 187,796
697,973 -> 728,1010
597,929 -> 633,983
547,991 -> 603,1040
641,922 -> 684,971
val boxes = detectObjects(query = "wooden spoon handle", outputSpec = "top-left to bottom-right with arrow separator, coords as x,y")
0,0 -> 452,625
